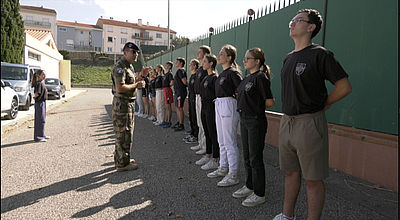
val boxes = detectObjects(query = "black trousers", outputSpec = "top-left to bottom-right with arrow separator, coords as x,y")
201,101 -> 219,158
188,96 -> 198,137
240,113 -> 267,197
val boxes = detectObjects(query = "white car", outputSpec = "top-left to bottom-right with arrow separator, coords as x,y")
1,80 -> 19,119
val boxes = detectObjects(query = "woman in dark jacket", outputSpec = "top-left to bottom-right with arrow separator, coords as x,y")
32,69 -> 50,142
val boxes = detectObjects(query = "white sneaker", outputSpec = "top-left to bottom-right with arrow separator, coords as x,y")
242,192 -> 266,207
201,159 -> 219,170
195,156 -> 211,166
134,112 -> 140,116
195,148 -> 206,155
232,185 -> 254,198
190,145 -> 201,151
273,213 -> 296,220
153,121 -> 162,125
148,116 -> 155,121
217,173 -> 239,187
142,114 -> 148,118
207,166 -> 228,178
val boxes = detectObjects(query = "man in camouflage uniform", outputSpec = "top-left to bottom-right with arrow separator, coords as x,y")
111,42 -> 145,172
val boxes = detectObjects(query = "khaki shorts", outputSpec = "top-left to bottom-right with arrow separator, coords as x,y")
278,110 -> 329,180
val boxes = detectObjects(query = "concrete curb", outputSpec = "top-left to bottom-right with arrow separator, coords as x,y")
1,89 -> 87,135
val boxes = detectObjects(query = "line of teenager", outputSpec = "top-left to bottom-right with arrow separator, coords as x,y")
138,9 -> 352,220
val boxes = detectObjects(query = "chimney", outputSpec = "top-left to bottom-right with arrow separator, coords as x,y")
75,21 -> 77,24
126,20 -> 128,22
158,24 -> 160,27
138,19 -> 142,26
110,17 -> 113,20
100,16 -> 103,18
146,22 -> 149,25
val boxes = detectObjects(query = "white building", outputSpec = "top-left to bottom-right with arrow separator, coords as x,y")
96,17 -> 177,54
24,29 -> 63,79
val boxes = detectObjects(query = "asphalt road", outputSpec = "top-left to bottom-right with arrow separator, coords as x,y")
1,88 -> 397,219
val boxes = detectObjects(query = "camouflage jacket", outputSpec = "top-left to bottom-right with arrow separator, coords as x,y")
111,57 -> 137,100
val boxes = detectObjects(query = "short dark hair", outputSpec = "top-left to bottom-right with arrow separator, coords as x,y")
199,45 -> 211,55
166,61 -> 173,69
298,9 -> 323,39
205,54 -> 217,70
176,57 -> 185,66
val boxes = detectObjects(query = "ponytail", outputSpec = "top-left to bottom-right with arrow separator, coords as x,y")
260,63 -> 271,80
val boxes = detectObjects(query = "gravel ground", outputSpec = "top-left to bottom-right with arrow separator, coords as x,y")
1,88 -> 397,219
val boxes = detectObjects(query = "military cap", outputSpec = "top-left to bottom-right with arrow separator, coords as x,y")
123,42 -> 140,52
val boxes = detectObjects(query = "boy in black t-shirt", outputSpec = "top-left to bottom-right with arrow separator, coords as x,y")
274,9 -> 352,220
173,57 -> 188,131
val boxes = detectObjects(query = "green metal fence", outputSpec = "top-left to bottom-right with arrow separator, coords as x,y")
146,0 -> 398,135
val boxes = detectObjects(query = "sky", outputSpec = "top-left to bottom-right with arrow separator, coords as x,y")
18,0 -> 280,40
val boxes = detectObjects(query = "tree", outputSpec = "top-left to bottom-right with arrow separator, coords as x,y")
1,0 -> 25,64
171,36 -> 189,50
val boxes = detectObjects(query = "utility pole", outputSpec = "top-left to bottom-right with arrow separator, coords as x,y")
167,0 -> 170,50
113,36 -> 117,64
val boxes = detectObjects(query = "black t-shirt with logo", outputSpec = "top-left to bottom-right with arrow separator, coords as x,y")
34,81 -> 48,102
162,71 -> 173,88
188,73 -> 196,100
154,75 -> 163,89
194,67 -> 208,95
237,71 -> 273,116
215,66 -> 242,98
200,73 -> 217,103
281,44 -> 348,115
174,68 -> 187,91
149,78 -> 156,94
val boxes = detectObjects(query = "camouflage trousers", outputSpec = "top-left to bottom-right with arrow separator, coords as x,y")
112,96 -> 135,168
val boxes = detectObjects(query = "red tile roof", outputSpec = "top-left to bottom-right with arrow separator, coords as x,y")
20,5 -> 57,14
57,20 -> 102,30
25,29 -> 52,41
97,18 -> 176,34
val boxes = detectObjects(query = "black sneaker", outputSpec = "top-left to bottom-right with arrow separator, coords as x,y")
174,124 -> 184,131
171,122 -> 179,129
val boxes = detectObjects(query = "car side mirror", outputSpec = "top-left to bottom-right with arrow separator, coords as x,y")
4,81 -> 11,87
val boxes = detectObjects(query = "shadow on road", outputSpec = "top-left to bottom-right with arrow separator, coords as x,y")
1,166 -> 141,214
1,140 -> 36,149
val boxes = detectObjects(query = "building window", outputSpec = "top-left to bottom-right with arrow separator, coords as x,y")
170,34 -> 173,39
121,38 -> 127,44
107,47 -> 112,52
59,27 -> 67,32
28,51 -> 40,61
95,47 -> 101,52
80,31 -> 83,34
156,33 -> 162,38
108,37 -> 113,42
145,31 -> 149,39
107,26 -> 113,32
66,39 -> 74,46
134,33 -> 140,37
26,16 -> 33,21
121,28 -> 127,34
135,40 -> 140,46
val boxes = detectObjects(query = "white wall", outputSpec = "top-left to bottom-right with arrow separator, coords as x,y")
24,46 -> 60,79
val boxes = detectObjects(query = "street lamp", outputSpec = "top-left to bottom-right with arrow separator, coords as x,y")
113,36 -> 117,64
208,27 -> 214,47
246,9 -> 255,50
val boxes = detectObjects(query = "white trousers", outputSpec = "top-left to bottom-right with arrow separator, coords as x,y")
215,97 -> 240,174
156,89 -> 165,123
195,94 -> 206,150
136,89 -> 144,114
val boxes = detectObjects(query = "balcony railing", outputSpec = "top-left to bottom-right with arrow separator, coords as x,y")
24,20 -> 51,28
131,34 -> 153,41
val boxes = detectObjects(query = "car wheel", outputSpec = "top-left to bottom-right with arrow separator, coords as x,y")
57,92 -> 61,99
62,92 -> 66,98
21,95 -> 31,110
6,97 -> 19,120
